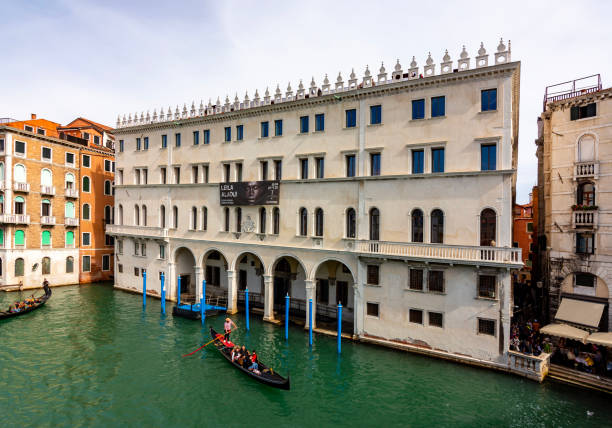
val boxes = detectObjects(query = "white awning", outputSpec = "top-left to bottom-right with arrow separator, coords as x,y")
540,323 -> 590,343
586,332 -> 612,348
554,298 -> 605,329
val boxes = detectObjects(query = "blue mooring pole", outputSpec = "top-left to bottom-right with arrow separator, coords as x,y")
285,293 -> 289,340
177,276 -> 182,307
245,288 -> 250,331
337,303 -> 342,354
308,298 -> 313,347
142,270 -> 147,308
160,273 -> 166,315
201,279 -> 206,326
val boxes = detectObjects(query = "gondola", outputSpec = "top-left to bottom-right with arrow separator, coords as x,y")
209,327 -> 290,390
0,284 -> 52,320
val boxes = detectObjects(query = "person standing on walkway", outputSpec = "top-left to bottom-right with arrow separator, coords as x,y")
224,317 -> 237,341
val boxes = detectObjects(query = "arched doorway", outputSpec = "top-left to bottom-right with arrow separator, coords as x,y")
174,247 -> 196,304
271,256 -> 307,320
234,252 -> 265,314
202,250 -> 229,300
314,260 -> 355,331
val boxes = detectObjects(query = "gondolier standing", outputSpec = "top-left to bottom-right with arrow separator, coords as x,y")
42,278 -> 50,293
224,317 -> 237,341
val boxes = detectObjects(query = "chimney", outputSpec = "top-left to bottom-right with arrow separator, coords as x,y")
31,113 -> 37,119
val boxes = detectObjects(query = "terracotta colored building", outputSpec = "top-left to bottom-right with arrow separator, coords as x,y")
513,191 -> 536,282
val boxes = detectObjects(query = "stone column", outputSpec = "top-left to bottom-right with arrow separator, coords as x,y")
194,266 -> 202,301
226,270 -> 238,314
305,279 -> 316,329
499,271 -> 512,361
354,261 -> 366,336
263,275 -> 275,322
167,262 -> 176,302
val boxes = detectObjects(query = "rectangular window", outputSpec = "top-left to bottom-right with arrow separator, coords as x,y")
83,132 -> 90,140
161,134 -> 167,148
261,161 -> 268,180
236,125 -> 243,141
346,109 -> 357,128
223,164 -> 231,182
478,275 -> 496,299
119,140 -> 124,152
203,129 -> 210,144
93,135 -> 100,145
203,165 -> 209,183
409,269 -> 423,291
224,127 -> 231,142
367,265 -> 379,285
24,125 -> 33,132
102,255 -> 110,271
431,96 -> 445,117
236,163 -> 243,182
346,155 -> 356,177
315,113 -> 324,131
431,148 -> 445,173
37,128 -> 46,135
481,144 -> 497,171
42,147 -> 52,161
527,222 -> 534,232
134,267 -> 140,277
160,167 -> 167,184
136,138 -> 141,151
142,169 -> 148,184
274,119 -> 283,136
261,121 -> 269,138
143,137 -> 149,150
300,116 -> 309,134
118,264 -> 123,273
159,244 -> 165,259
15,140 -> 25,156
366,302 -> 379,317
174,167 -> 180,184
104,159 -> 112,172
570,103 -> 596,120
134,241 -> 140,255
481,89 -> 497,111
66,152 -> 75,165
429,312 -> 443,328
576,233 -> 594,254
141,243 -> 146,257
82,155 -> 90,168
274,160 -> 282,180
315,157 -> 324,179
412,150 -> 424,174
412,99 -> 425,120
370,105 -> 382,125
478,318 -> 496,336
300,158 -> 308,180
175,133 -> 181,147
428,270 -> 444,293
193,130 -> 200,145
370,153 -> 381,176
82,232 -> 91,246
409,309 -> 423,324
192,166 -> 199,183
82,256 -> 91,272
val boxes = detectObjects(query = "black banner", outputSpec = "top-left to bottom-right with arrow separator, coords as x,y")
220,181 -> 280,206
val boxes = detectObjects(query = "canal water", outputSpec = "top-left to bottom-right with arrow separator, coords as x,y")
1,284 -> 610,427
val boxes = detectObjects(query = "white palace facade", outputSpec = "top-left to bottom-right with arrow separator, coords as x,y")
109,39 -> 523,368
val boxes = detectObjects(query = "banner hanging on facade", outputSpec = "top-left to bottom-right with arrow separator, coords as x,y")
219,181 -> 280,205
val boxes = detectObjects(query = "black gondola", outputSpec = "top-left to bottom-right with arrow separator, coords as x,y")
209,327 -> 290,390
0,284 -> 52,320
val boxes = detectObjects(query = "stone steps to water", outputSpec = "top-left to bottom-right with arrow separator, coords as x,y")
548,364 -> 612,394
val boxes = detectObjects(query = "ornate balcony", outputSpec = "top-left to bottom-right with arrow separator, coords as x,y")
65,187 -> 79,198
354,240 -> 522,268
65,217 -> 79,227
13,181 -> 30,192
40,185 -> 56,195
0,214 -> 30,224
573,210 -> 597,229
41,216 -> 56,225
106,224 -> 169,239
574,161 -> 598,180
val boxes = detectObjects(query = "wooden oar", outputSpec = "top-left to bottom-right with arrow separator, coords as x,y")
182,328 -> 237,357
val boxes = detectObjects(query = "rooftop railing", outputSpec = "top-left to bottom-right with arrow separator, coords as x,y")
543,74 -> 602,111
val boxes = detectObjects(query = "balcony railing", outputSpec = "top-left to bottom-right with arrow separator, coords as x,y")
65,217 -> 79,227
65,187 -> 79,198
40,185 -> 56,195
507,350 -> 551,382
106,224 -> 169,239
41,216 -> 56,225
575,161 -> 598,179
355,240 -> 522,267
573,210 -> 597,229
0,214 -> 30,224
13,181 -> 30,192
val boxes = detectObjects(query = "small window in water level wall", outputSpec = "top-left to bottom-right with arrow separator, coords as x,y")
367,302 -> 379,317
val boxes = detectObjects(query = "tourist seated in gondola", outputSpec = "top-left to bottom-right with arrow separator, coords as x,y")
231,346 -> 241,362
248,360 -> 261,375
250,350 -> 258,364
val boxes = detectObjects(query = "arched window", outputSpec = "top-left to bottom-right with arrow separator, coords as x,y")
15,230 -> 25,246
142,205 -> 147,226
118,205 -> 123,225
42,231 -> 51,247
480,209 -> 496,246
577,182 -> 595,206
134,205 -> 140,225
191,207 -> 197,230
224,207 -> 230,232
160,205 -> 165,228
202,207 -> 207,231
14,196 -> 25,215
172,206 -> 178,228
235,207 -> 242,232
41,199 -> 51,217
411,209 -> 423,242
42,256 -> 51,274
299,207 -> 308,236
0,257 -> 3,276
578,134 -> 595,162
82,203 -> 91,220
41,168 -> 52,186
65,201 -> 75,218
66,231 -> 74,247
105,205 -> 112,225
104,180 -> 111,195
82,176 -> 90,192
431,209 -> 444,244
273,207 -> 280,235
0,229 -> 3,247
315,208 -> 324,237
0,195 -> 3,214
65,173 -> 75,189
259,208 -> 266,234
66,256 -> 74,273
369,208 -> 380,241
14,164 -> 26,182
15,258 -> 24,276
346,208 -> 356,238
0,162 -> 4,181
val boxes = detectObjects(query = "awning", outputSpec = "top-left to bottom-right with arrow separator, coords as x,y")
586,332 -> 612,348
554,298 -> 605,329
540,323 -> 590,343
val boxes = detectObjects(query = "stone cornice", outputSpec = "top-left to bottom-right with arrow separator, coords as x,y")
546,87 -> 612,112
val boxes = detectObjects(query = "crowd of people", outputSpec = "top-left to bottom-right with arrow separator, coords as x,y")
7,296 -> 41,313
551,338 -> 610,376
510,319 -> 550,356
219,317 -> 261,375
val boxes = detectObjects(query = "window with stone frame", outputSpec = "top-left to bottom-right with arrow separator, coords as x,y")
428,270 -> 444,293
478,318 -> 496,336
428,312 -> 444,328
409,268 -> 424,290
478,275 -> 497,299
366,302 -> 379,317
367,265 -> 380,285
409,309 -> 423,324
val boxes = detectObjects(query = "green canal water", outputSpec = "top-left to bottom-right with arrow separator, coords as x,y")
1,284 -> 610,427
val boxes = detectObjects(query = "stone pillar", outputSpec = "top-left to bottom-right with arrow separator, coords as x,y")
194,266 -> 202,300
263,275 -> 275,321
227,270 -> 238,314
500,271 -> 512,361
168,262 -> 176,301
305,279 -> 316,329
354,261 -> 366,336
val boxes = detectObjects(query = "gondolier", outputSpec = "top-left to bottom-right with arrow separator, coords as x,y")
224,317 -> 237,341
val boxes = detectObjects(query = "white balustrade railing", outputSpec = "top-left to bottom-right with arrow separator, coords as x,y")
40,185 -> 56,195
41,216 -> 56,225
573,210 -> 597,228
106,224 -> 169,238
575,161 -> 598,178
65,217 -> 79,226
65,188 -> 79,198
507,350 -> 551,382
13,181 -> 30,192
0,214 -> 30,224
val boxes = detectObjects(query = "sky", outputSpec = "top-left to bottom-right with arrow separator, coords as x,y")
1,0 -> 611,203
